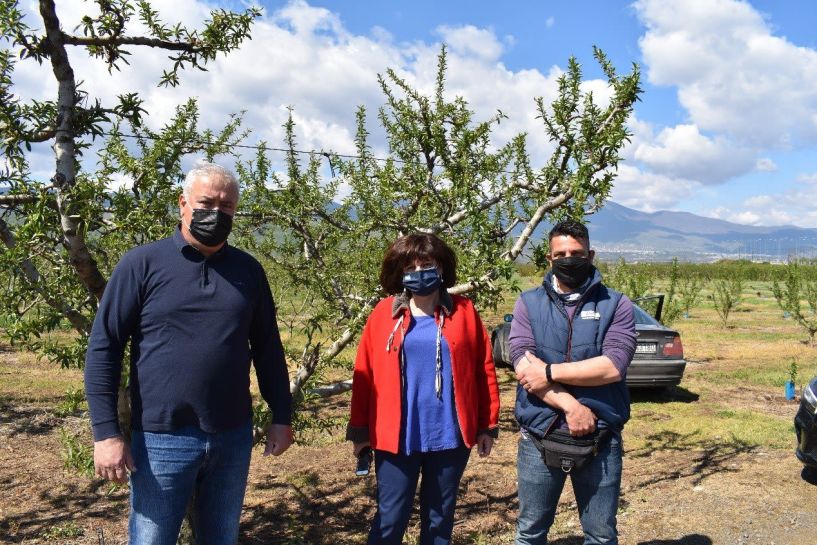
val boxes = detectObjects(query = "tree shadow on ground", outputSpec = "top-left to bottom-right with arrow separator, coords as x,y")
625,429 -> 757,487
638,535 -> 713,545
630,385 -> 699,404
0,480 -> 127,542
0,400 -> 63,437
547,532 -> 713,545
547,537 -> 584,545
240,477 -> 373,544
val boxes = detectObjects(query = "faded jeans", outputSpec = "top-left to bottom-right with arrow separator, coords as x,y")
128,421 -> 253,545
515,432 -> 622,545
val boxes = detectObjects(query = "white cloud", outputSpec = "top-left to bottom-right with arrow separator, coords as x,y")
610,164 -> 701,212
635,0 -> 817,148
709,172 -> 817,228
742,195 -> 774,208
436,25 -> 504,61
632,123 -> 754,184
706,205 -> 798,227
755,158 -> 777,172
11,0 -> 597,176
797,173 -> 817,185
545,17 -> 555,29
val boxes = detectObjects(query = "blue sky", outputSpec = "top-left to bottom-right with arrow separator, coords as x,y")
11,0 -> 817,227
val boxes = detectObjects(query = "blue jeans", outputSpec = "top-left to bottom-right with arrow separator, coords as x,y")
515,432 -> 622,545
128,422 -> 253,545
368,447 -> 471,545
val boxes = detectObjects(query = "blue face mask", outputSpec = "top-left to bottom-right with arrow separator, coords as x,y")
403,267 -> 442,295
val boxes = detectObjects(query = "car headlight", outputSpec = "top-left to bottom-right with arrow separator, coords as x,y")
803,383 -> 817,414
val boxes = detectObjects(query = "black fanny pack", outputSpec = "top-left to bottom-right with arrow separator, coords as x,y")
528,427 -> 612,473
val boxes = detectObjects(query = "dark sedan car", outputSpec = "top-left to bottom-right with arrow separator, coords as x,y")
795,376 -> 817,485
490,295 -> 686,388
627,296 -> 686,388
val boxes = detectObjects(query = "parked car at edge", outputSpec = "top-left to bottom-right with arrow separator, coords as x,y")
490,295 -> 686,388
795,376 -> 817,485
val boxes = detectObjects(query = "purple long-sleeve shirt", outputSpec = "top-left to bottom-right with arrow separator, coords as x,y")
508,294 -> 636,377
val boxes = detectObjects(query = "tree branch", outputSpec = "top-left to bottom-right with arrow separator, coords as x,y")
0,194 -> 37,206
308,380 -> 352,398
427,179 -> 528,235
62,34 -> 203,53
505,191 -> 571,261
0,217 -> 91,333
288,295 -> 379,396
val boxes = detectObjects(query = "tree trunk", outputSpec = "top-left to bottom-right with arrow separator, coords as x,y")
39,0 -> 108,302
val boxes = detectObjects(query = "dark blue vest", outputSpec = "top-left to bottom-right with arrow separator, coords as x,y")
514,269 -> 630,437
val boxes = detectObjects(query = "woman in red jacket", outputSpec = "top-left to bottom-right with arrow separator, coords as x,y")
347,233 -> 501,545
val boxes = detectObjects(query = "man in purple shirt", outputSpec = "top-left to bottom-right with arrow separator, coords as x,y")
510,220 -> 636,545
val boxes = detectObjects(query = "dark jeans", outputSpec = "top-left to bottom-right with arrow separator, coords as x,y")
368,446 -> 471,545
515,432 -> 623,545
128,422 -> 253,545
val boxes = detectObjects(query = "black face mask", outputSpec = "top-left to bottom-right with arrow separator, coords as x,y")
551,256 -> 592,289
186,207 -> 233,247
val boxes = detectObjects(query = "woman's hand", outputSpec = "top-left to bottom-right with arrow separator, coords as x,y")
476,433 -> 494,457
353,440 -> 371,457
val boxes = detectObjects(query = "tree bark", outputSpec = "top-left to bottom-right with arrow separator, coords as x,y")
39,0 -> 107,302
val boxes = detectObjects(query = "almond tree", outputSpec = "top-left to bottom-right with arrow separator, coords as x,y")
0,0 -> 258,364
772,260 -> 817,345
237,47 -> 642,404
1,2 -> 261,543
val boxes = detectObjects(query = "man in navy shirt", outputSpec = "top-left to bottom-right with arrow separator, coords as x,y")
85,162 -> 292,544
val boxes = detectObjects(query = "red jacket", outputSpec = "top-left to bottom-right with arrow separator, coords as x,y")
346,292 -> 500,454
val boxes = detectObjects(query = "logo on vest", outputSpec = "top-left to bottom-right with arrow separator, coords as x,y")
579,310 -> 601,320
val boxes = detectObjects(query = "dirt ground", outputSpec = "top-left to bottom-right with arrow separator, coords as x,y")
1,347 -> 815,545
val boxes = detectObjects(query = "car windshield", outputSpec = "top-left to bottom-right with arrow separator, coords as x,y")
632,304 -> 662,326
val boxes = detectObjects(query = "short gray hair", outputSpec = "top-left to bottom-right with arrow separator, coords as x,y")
183,162 -> 240,199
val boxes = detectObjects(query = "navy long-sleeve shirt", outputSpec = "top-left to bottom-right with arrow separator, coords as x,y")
84,227 -> 291,441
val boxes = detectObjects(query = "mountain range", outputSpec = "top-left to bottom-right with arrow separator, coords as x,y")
585,202 -> 817,262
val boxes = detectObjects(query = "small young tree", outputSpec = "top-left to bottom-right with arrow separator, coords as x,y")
712,277 -> 742,327
678,272 -> 704,318
772,261 -> 817,345
660,257 -> 683,325
605,257 -> 654,301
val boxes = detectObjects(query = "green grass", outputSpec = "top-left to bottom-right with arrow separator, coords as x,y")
627,400 -> 794,451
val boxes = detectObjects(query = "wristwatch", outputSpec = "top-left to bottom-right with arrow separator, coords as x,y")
545,363 -> 553,383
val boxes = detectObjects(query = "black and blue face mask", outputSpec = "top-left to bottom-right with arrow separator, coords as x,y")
403,267 -> 442,296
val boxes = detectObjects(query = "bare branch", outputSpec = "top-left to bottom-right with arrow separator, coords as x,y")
0,194 -> 37,206
501,217 -> 524,237
62,34 -> 203,53
308,380 -> 352,398
426,179 -> 528,235
506,191 -> 571,262
288,295 -> 379,396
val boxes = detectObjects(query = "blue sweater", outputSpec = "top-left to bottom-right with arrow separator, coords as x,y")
401,315 -> 463,454
84,228 -> 291,441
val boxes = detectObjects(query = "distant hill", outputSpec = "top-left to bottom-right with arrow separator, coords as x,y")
585,202 -> 817,262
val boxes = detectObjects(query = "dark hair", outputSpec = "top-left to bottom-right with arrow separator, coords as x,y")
548,219 -> 590,248
380,233 -> 457,294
